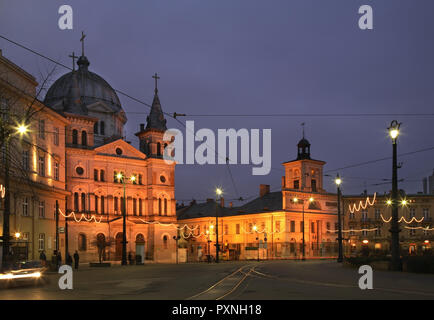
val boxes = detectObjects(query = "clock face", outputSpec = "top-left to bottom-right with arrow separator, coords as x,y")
76,167 -> 84,175
116,147 -> 123,155
160,175 -> 166,183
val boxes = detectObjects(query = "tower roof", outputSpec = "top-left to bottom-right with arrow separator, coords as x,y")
145,74 -> 167,131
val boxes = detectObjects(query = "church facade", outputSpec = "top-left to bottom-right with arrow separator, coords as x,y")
0,48 -> 177,264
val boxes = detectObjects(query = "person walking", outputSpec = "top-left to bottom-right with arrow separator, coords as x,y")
39,250 -> 47,267
66,252 -> 73,266
56,251 -> 62,269
73,250 -> 79,270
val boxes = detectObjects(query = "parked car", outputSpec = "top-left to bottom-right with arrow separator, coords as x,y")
0,260 -> 49,289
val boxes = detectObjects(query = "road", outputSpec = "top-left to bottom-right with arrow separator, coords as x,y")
1,260 -> 433,299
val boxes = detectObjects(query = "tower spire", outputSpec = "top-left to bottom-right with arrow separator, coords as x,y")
152,73 -> 160,94
80,31 -> 86,56
301,122 -> 305,139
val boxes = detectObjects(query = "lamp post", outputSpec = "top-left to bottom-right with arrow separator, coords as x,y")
293,196 -> 314,260
215,188 -> 222,263
117,172 -> 136,266
206,230 -> 211,263
253,225 -> 259,261
335,174 -> 343,263
388,120 -> 402,271
1,122 -> 28,271
173,235 -> 181,264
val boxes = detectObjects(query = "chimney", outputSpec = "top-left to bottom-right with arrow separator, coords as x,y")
140,123 -> 145,131
220,197 -> 224,208
260,184 -> 270,197
281,176 -> 285,188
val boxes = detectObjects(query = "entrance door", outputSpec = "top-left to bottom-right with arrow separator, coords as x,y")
115,233 -> 123,261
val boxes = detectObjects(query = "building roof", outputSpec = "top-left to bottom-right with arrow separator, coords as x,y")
145,90 -> 167,131
44,55 -> 122,114
177,191 -> 283,220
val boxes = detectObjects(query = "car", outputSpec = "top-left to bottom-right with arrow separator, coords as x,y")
0,260 -> 49,289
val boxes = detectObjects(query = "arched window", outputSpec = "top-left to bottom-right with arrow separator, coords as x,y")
163,235 -> 168,249
100,121 -> 105,135
114,197 -> 119,214
136,233 -> 145,243
78,233 -> 87,251
139,198 -> 143,216
100,170 -> 105,182
72,129 -> 78,145
81,131 -> 87,146
93,122 -> 98,134
158,198 -> 162,215
74,192 -> 79,212
81,193 -> 86,212
164,198 -> 168,215
133,198 -> 137,216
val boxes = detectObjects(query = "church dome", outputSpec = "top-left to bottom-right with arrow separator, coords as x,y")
297,138 -> 310,148
44,56 -> 122,113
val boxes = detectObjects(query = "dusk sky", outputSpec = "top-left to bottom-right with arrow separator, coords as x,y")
1,0 -> 434,204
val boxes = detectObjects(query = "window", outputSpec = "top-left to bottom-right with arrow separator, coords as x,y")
375,228 -> 382,236
311,179 -> 317,192
409,229 -> 416,236
361,211 -> 368,221
38,120 -> 45,139
276,221 -> 281,232
38,156 -> 45,176
423,208 -> 430,219
163,235 -> 168,249
164,198 -> 168,215
133,198 -> 137,215
114,197 -> 119,214
158,198 -> 162,215
293,180 -> 300,189
114,171 -> 118,183
54,127 -> 59,146
74,193 -> 79,211
374,209 -> 381,220
139,199 -> 143,216
94,122 -> 98,134
22,197 -> 29,216
22,232 -> 29,241
78,233 -> 87,251
38,233 -> 45,251
326,222 -> 330,233
248,223 -> 253,232
38,201 -> 45,218
94,169 -> 98,181
300,221 -> 304,233
138,174 -> 142,185
100,121 -> 105,135
311,222 -> 315,233
157,143 -> 161,156
224,224 -> 229,235
236,224 -> 240,235
81,193 -> 86,212
100,170 -> 105,182
290,221 -> 295,232
81,131 -> 87,146
22,150 -> 29,171
54,162 -> 59,181
95,196 -> 99,214
362,230 -> 368,236
72,129 -> 78,145
101,196 -> 105,214
410,208 -> 416,218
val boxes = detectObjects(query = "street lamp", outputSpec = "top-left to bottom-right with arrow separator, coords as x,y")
293,196 -> 314,260
215,188 -> 223,263
388,120 -> 402,271
206,230 -> 212,263
117,172 -> 136,266
335,174 -> 343,263
253,225 -> 260,261
173,235 -> 181,264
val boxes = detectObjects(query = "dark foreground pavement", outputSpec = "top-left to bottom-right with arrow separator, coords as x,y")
0,260 -> 433,300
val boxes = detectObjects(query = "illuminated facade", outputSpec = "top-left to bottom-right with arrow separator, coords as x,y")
342,193 -> 433,255
177,136 -> 340,261
0,50 -> 177,264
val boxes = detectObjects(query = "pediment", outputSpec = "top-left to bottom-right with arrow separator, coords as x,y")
95,139 -> 147,160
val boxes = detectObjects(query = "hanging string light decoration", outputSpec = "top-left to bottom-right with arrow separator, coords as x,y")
59,209 -> 102,223
348,193 -> 377,213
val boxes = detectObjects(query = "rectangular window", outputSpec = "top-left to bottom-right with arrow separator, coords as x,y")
139,199 -> 143,216
276,221 -> 281,232
54,162 -> 59,181
224,224 -> 228,235
423,208 -> 430,219
311,179 -> 317,192
248,223 -> 253,232
100,170 -> 105,182
326,222 -> 330,233
293,180 -> 300,189
410,208 -> 416,218
374,209 -> 381,220
22,150 -> 29,171
54,127 -> 59,146
39,201 -> 45,218
139,174 -> 143,185
100,196 -> 105,214
114,197 -> 119,214
409,229 -> 416,236
22,232 -> 30,241
375,228 -> 382,236
38,233 -> 45,251
290,221 -> 295,233
39,120 -> 45,139
95,196 -> 99,214
311,222 -> 315,233
300,221 -> 304,233
133,198 -> 137,215
38,156 -> 45,176
94,169 -> 98,181
236,224 -> 240,235
22,197 -> 29,216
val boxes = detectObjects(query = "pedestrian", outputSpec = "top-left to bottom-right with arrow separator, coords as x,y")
73,250 -> 79,270
128,252 -> 133,265
39,250 -> 47,267
57,251 -> 62,268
